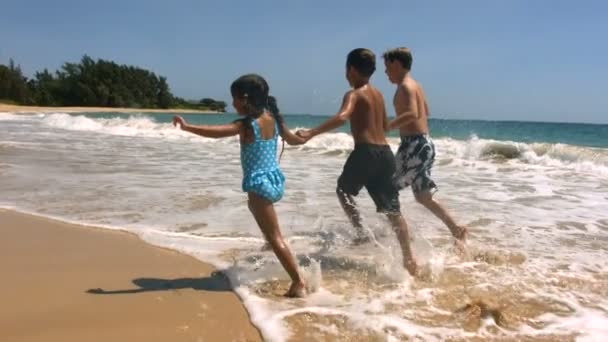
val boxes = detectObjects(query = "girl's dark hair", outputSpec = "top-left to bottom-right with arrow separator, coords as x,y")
230,74 -> 284,132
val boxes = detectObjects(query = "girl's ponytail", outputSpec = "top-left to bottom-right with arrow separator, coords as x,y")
267,95 -> 284,132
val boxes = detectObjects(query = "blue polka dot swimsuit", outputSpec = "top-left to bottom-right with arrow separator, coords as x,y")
240,119 -> 285,203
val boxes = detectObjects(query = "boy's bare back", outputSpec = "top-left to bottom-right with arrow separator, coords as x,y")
394,77 -> 430,136
349,84 -> 389,145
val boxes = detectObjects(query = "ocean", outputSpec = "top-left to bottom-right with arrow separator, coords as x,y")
1,111 -> 607,341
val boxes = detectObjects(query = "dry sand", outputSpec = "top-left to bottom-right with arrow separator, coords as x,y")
0,209 -> 262,342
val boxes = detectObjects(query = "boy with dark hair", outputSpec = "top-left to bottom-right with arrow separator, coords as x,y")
297,48 -> 417,275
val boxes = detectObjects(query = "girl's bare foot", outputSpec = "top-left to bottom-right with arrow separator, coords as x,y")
284,281 -> 307,298
404,258 -> 418,276
451,225 -> 468,242
451,227 -> 469,258
453,238 -> 470,259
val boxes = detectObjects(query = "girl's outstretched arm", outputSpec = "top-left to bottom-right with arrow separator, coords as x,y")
279,122 -> 306,145
173,115 -> 241,138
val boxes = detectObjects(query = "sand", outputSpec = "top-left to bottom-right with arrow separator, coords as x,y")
0,209 -> 262,342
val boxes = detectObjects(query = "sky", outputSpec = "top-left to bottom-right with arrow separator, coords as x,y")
1,0 -> 607,123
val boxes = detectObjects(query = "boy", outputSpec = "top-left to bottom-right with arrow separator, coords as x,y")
297,48 -> 417,275
383,47 -> 467,243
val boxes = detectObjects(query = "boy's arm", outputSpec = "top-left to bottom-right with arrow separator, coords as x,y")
299,91 -> 356,139
174,115 -> 241,138
382,97 -> 390,132
387,85 -> 419,130
421,86 -> 431,116
279,122 -> 306,145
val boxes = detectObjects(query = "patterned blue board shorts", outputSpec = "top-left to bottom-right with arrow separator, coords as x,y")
394,134 -> 438,194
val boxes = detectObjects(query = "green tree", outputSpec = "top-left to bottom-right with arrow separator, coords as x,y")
0,65 -> 12,99
30,69 -> 58,105
199,98 -> 216,107
1,55 -> 226,111
210,100 -> 227,112
0,59 -> 29,103
157,76 -> 173,108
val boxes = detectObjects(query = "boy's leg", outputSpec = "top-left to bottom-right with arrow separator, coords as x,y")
414,191 -> 467,241
386,212 -> 417,276
248,192 -> 306,297
368,188 -> 418,276
337,147 -> 370,243
336,187 -> 368,243
397,135 -> 467,242
368,145 -> 417,275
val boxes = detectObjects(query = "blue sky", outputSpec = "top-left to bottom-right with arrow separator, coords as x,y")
1,0 -> 607,123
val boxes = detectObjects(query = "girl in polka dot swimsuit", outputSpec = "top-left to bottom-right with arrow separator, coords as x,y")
173,74 -> 308,297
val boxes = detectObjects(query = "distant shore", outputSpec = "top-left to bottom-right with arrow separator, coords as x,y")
0,104 -> 221,114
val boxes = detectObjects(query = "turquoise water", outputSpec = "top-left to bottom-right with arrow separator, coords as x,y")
78,112 -> 608,148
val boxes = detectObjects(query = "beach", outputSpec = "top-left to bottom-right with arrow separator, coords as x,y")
0,209 -> 262,342
0,104 -> 219,114
1,112 -> 607,340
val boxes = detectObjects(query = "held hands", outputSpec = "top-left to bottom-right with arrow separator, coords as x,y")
172,115 -> 187,129
295,129 -> 314,142
386,119 -> 398,131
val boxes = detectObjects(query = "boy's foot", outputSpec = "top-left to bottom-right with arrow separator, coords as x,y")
284,281 -> 307,298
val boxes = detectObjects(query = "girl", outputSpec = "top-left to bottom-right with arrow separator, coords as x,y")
172,74 -> 307,297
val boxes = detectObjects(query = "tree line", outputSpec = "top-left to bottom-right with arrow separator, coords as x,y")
0,55 -> 226,111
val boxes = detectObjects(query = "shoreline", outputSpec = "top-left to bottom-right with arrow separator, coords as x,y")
0,208 -> 262,342
0,103 -> 221,114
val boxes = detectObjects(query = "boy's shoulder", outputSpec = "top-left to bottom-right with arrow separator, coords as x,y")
396,80 -> 416,98
349,83 -> 378,97
401,77 -> 422,91
343,84 -> 382,108
342,89 -> 360,103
